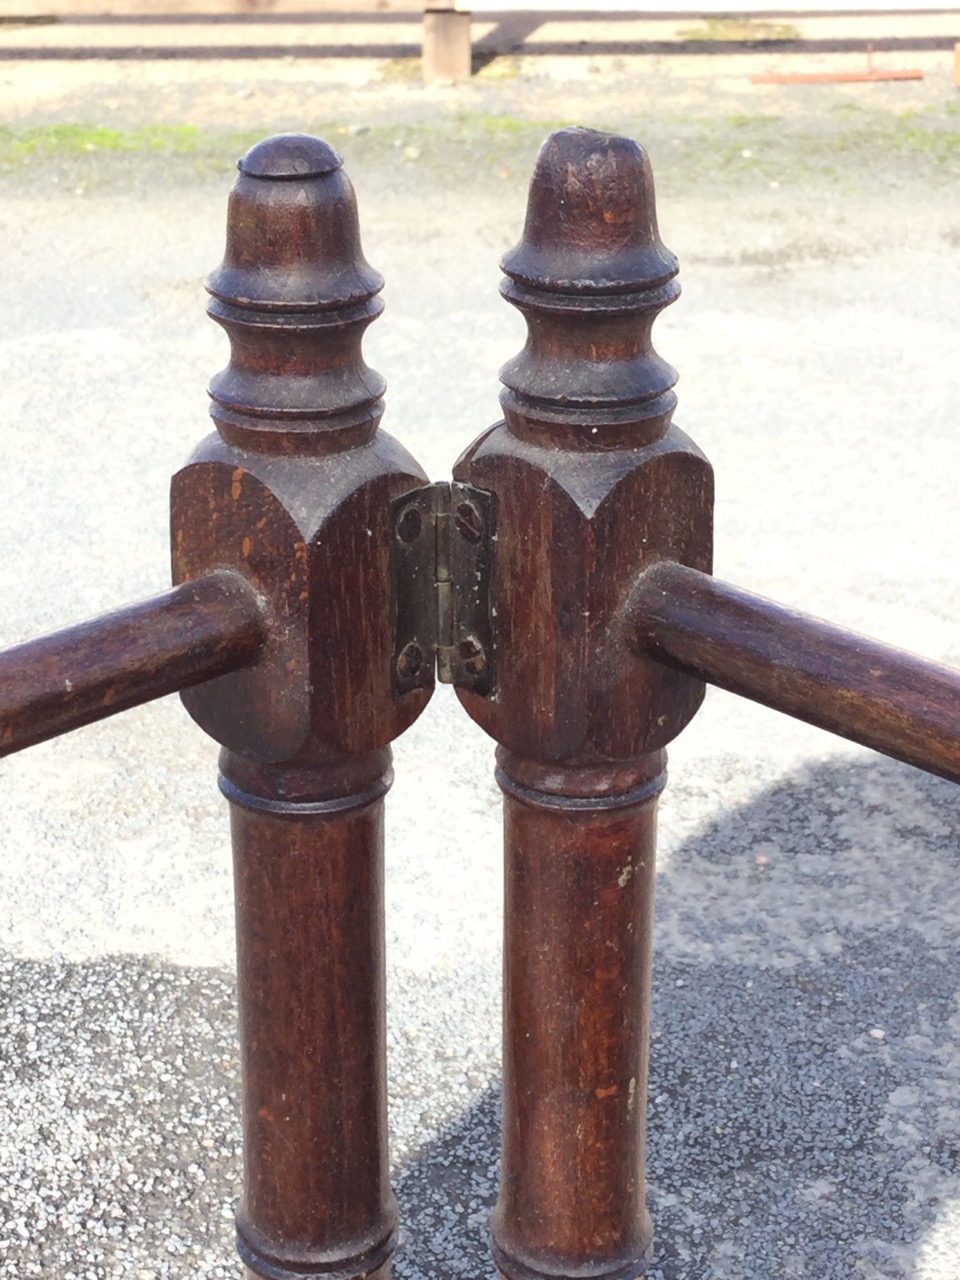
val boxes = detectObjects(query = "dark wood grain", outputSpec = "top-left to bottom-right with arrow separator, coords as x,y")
453,128 -> 715,1280
454,130 -> 713,766
223,748 -> 396,1280
493,751 -> 664,1280
0,570 -> 264,757
626,560 -> 960,784
173,133 -> 432,764
171,133 -> 432,1280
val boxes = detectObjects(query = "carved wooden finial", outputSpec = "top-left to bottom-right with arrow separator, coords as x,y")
205,132 -> 386,452
454,127 -> 712,766
174,131 -> 431,766
499,127 -> 680,442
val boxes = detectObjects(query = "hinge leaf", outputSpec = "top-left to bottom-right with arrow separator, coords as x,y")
391,483 -> 442,698
391,480 -> 495,698
445,480 -> 495,696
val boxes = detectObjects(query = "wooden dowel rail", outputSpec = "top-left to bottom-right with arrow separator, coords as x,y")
0,569 -> 266,758
626,560 -> 960,785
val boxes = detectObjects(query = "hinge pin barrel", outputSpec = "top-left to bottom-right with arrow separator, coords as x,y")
391,480 -> 495,696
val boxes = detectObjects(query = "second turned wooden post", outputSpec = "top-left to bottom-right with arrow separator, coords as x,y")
453,128 -> 715,1279
495,752 -> 665,1277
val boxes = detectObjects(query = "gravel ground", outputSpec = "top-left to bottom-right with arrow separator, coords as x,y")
1,25 -> 960,1280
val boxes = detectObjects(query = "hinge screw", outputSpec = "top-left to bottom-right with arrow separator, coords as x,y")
455,501 -> 483,544
396,642 -> 424,679
458,635 -> 487,676
396,505 -> 423,544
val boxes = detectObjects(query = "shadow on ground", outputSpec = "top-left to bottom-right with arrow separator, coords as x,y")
396,753 -> 960,1280
2,754 -> 959,1278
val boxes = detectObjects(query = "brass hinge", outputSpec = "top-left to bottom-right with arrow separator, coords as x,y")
391,480 -> 496,698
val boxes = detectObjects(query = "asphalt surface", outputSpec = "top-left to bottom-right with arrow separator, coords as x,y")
1,22 -> 960,1280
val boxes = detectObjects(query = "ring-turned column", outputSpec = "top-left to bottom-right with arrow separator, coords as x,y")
170,134 -> 434,1280
452,128 -> 715,1280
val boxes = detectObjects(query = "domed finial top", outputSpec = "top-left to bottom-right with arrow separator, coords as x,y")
501,127 -> 677,296
237,133 -> 342,181
207,132 -> 382,314
204,134 -> 387,452
497,129 -> 681,439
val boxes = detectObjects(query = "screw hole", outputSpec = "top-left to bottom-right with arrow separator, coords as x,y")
458,635 -> 487,675
455,502 -> 483,544
396,506 -> 423,544
396,641 -> 424,679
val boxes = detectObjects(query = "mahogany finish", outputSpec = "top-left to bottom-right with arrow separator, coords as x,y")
4,124 -> 960,1280
626,561 -> 960,785
454,129 -> 714,1280
494,751 -> 664,1280
225,748 -> 396,1280
170,134 -> 431,1280
0,570 -> 264,757
454,128 -> 713,766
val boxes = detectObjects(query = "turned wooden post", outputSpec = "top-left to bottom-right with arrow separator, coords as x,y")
453,128 -> 714,1279
170,134 -> 433,1280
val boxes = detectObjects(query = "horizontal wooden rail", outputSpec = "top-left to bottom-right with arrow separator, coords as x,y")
0,569 -> 266,757
625,561 -> 960,785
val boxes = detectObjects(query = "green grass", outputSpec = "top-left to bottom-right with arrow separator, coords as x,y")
473,53 -> 522,81
0,123 -> 252,166
0,116 -> 564,166
891,114 -> 960,163
379,57 -> 421,83
679,16 -> 800,42
455,113 -> 560,136
726,113 -> 781,129
0,108 -> 957,194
